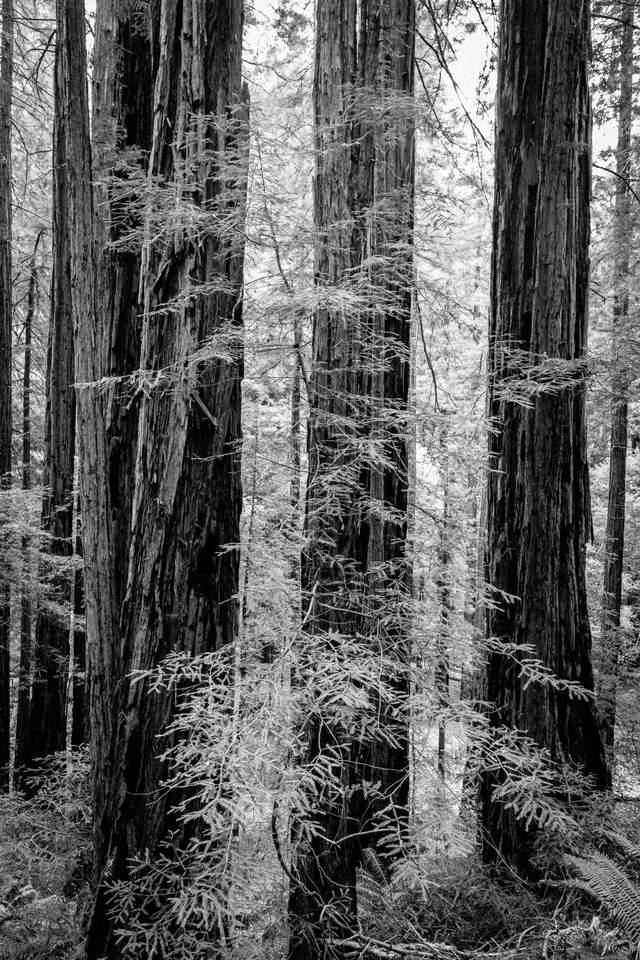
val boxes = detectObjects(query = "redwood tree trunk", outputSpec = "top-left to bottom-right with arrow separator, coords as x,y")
86,1 -> 247,954
0,0 -> 12,792
288,0 -> 415,953
61,0 -> 120,887
598,1 -> 634,751
14,236 -> 41,785
71,505 -> 87,747
92,0 -> 153,624
85,0 -> 154,850
481,0 -> 608,877
15,34 -> 76,782
436,433 -> 451,782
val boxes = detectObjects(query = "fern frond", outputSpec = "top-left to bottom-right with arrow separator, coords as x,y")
603,830 -> 640,866
565,852 -> 640,944
362,847 -> 388,886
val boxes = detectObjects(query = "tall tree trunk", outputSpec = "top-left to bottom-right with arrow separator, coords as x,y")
289,310 -> 302,624
71,500 -> 87,747
17,0 -> 151,779
460,485 -> 486,812
15,35 -> 76,785
14,235 -> 40,785
241,428 -> 264,662
288,0 -> 415,954
481,0 -> 608,877
85,0 -> 154,861
598,1 -> 634,751
60,0 -> 119,888
21,247 -> 35,491
86,2 -> 247,955
291,316 -> 302,515
436,430 -> 451,782
0,0 -> 13,793
92,0 -> 153,626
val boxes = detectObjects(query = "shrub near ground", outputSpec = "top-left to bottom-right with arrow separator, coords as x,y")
0,750 -> 90,960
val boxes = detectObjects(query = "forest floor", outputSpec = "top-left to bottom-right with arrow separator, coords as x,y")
0,747 -> 638,959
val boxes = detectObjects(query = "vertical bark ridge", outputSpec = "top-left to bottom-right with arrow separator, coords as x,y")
288,0 -> 415,955
61,0 -> 120,891
481,0 -> 608,877
598,1 -> 634,751
92,0 -> 154,625
0,0 -> 13,792
89,0 -> 154,864
14,235 -> 44,787
86,2 -> 247,955
71,501 -> 87,748
16,35 -> 76,785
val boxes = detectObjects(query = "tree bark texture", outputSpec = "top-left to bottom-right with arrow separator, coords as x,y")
15,35 -> 76,783
60,0 -> 120,885
86,1 -> 247,954
85,0 -> 154,862
481,0 -> 608,876
14,236 -> 41,785
0,0 -> 12,792
71,505 -> 87,747
92,0 -> 154,623
288,0 -> 415,954
21,244 -> 36,492
436,432 -> 451,782
598,1 -> 634,750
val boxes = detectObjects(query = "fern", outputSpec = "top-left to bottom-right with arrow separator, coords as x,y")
362,847 -> 388,886
565,852 -> 640,944
603,830 -> 640,867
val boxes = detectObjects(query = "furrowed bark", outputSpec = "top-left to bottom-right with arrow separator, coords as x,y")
0,0 -> 13,792
86,0 -> 154,863
16,35 -> 76,785
481,0 -> 608,877
288,0 -> 415,954
15,235 -> 43,787
92,0 -> 153,624
86,1 -> 247,954
71,501 -> 87,748
436,429 -> 451,782
60,0 -> 119,885
598,0 -> 634,751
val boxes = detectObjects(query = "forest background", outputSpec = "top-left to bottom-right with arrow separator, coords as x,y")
0,1 -> 639,959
